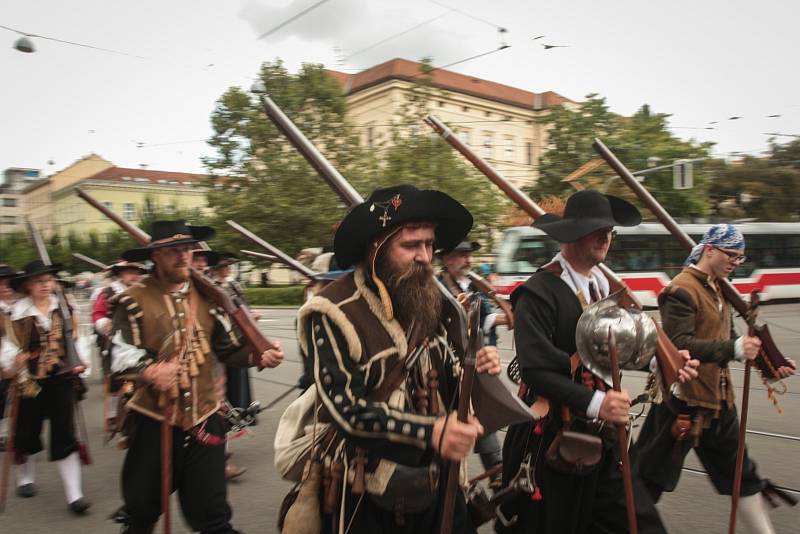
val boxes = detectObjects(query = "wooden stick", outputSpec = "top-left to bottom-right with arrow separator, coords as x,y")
0,381 -> 20,513
729,291 -> 758,534
161,398 -> 172,534
609,327 -> 637,534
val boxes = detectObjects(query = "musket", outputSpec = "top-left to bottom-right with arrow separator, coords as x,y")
424,114 -> 684,388
465,271 -> 514,330
72,252 -> 110,271
226,223 -> 319,282
26,218 -> 84,373
592,138 -> 795,381
74,187 -> 279,361
239,250 -> 278,263
440,296 -> 481,534
608,327 -> 637,534
728,290 -> 758,534
240,249 -> 322,282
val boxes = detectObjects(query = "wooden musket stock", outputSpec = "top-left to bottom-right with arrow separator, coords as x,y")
74,187 -> 278,359
425,115 -> 684,387
592,138 -> 794,381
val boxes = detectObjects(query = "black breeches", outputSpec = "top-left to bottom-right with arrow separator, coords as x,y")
121,413 -> 235,534
15,377 -> 78,461
632,401 -> 764,500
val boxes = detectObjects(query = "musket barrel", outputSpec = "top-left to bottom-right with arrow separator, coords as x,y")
240,250 -> 279,262
73,252 -> 110,271
425,115 -> 545,218
75,187 -> 151,245
257,94 -> 363,208
227,221 -> 318,281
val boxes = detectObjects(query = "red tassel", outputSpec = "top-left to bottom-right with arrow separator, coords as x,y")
533,420 -> 543,435
531,486 -> 543,501
78,442 -> 92,466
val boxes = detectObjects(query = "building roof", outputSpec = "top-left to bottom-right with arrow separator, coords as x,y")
84,166 -> 212,186
326,58 -> 573,111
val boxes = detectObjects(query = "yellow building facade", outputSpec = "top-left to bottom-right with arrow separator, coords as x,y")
327,58 -> 575,189
22,156 -> 213,238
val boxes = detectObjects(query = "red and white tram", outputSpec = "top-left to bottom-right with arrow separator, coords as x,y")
493,223 -> 800,307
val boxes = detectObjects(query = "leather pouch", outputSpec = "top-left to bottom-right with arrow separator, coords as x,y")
544,429 -> 602,475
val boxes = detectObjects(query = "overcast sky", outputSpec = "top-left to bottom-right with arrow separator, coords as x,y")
1,0 -> 797,177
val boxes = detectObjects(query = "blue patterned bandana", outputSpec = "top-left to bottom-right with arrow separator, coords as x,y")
684,224 -> 745,265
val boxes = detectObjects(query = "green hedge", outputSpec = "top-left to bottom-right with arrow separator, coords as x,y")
242,286 -> 305,306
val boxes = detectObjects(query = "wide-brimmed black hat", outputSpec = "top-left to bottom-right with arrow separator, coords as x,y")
334,184 -> 473,268
107,259 -> 148,275
0,264 -> 17,279
532,189 -> 641,243
11,260 -> 63,291
441,240 -> 481,255
208,251 -> 240,269
191,248 -> 221,266
122,220 -> 215,262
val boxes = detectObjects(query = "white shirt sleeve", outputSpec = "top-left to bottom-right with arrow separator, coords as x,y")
94,317 -> 111,334
482,312 -> 498,333
586,390 -> 606,419
733,336 -> 746,362
0,336 -> 20,372
110,330 -> 147,373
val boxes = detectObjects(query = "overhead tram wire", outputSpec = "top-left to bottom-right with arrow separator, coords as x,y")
257,0 -> 333,40
343,9 -> 453,62
0,23 -> 145,58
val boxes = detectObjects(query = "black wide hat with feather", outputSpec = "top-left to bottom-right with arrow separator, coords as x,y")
334,184 -> 473,268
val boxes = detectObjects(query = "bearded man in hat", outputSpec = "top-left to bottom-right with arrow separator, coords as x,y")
0,260 -> 92,514
107,220 -> 284,534
631,223 -> 796,533
496,189 -> 699,534
439,241 -> 508,488
296,185 -> 501,533
91,259 -> 147,431
0,263 -> 19,451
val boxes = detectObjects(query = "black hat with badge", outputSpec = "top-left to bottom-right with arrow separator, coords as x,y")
334,184 -> 473,268
532,189 -> 641,243
122,220 -> 215,262
11,260 -> 63,292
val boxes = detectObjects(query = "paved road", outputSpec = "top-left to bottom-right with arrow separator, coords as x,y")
1,303 -> 797,533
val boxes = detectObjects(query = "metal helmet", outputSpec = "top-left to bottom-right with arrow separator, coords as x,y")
575,289 -> 657,384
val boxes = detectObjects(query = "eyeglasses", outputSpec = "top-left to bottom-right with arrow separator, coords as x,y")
712,246 -> 747,265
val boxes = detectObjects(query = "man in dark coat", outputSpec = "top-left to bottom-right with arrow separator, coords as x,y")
496,190 -> 698,534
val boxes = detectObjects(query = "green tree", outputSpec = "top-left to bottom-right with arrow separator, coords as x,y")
532,97 -> 714,218
712,154 -> 800,221
203,60 -> 368,256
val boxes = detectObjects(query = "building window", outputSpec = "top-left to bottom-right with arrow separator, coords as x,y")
458,129 -> 471,146
143,198 -> 157,217
123,203 -> 136,220
1,198 -> 16,207
165,204 -> 176,215
409,124 -> 420,137
525,141 -> 534,166
482,132 -> 493,159
504,136 -> 515,161
1,215 -> 16,225
102,201 -> 113,210
366,126 -> 376,148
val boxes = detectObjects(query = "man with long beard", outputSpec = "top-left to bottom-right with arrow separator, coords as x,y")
296,185 -> 501,533
107,220 -> 284,533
